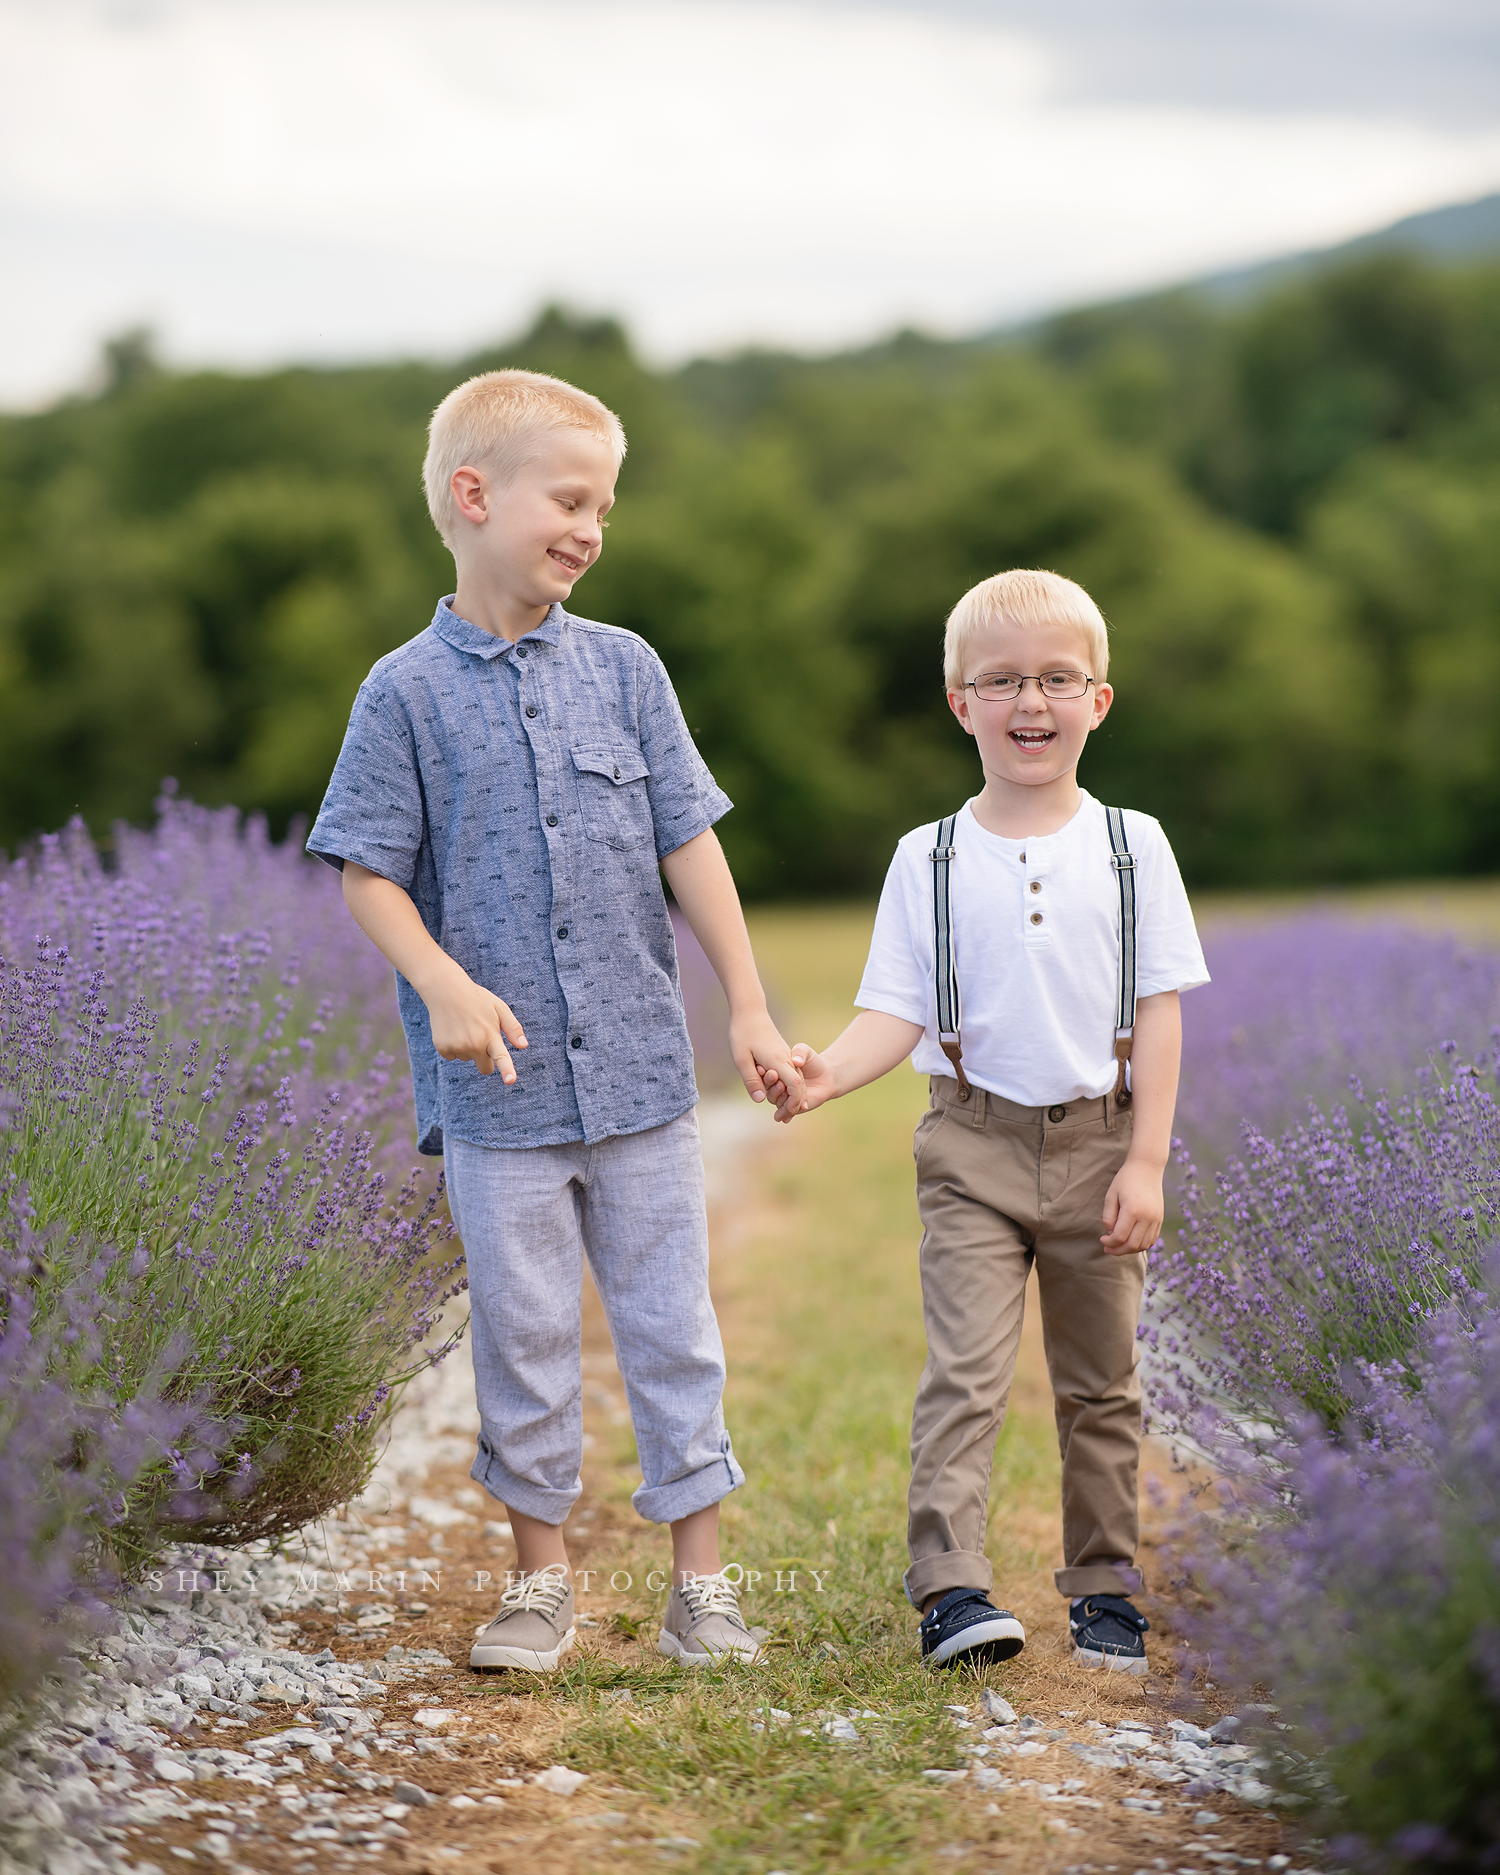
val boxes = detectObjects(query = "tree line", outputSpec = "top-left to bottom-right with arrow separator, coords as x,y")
2,253 -> 1497,894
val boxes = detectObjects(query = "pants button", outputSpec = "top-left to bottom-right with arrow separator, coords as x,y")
1047,1104 -> 1066,1123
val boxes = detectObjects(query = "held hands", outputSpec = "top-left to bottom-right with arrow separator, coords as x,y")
1100,1156 -> 1165,1256
762,1043 -> 835,1123
729,1010 -> 807,1113
425,965 -> 529,1081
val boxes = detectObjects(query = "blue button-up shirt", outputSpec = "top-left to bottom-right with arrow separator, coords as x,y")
307,599 -> 731,1155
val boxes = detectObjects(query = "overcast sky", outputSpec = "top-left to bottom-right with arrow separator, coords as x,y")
2,0 -> 1498,405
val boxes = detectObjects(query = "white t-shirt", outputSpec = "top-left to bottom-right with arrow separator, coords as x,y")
856,792 -> 1210,1107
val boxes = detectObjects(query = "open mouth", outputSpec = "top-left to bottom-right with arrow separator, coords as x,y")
548,549 -> 585,573
1009,730 -> 1057,751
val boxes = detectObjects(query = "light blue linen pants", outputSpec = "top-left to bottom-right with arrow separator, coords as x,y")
443,1109 -> 745,1527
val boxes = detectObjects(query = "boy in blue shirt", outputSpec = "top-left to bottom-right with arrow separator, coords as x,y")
768,569 -> 1207,1674
310,369 -> 802,1672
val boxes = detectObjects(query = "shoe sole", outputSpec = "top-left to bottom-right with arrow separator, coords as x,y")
924,1615 -> 1026,1669
657,1630 -> 762,1666
470,1626 -> 576,1672
1072,1642 -> 1148,1677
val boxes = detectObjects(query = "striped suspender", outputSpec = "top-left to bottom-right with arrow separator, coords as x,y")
928,807 -> 1138,1109
1104,804 -> 1137,1108
929,815 -> 970,1098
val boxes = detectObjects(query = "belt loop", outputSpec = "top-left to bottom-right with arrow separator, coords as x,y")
971,1086 -> 987,1127
1103,1094 -> 1113,1132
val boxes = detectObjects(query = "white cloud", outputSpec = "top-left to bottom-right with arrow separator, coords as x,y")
2,0 -> 1499,403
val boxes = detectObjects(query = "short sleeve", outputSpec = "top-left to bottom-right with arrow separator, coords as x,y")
1134,819 -> 1211,997
855,839 -> 931,1026
306,683 -> 426,888
634,648 -> 733,859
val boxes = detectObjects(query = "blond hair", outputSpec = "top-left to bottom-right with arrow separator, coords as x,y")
944,568 -> 1110,690
423,368 -> 627,548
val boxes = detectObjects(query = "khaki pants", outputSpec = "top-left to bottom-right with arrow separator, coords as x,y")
905,1075 -> 1145,1607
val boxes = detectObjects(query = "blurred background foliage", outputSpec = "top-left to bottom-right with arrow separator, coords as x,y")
2,255 -> 1499,895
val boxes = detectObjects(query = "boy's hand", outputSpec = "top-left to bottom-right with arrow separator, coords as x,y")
729,1011 -> 805,1112
766,1044 -> 837,1123
425,969 -> 529,1081
1100,1157 -> 1165,1255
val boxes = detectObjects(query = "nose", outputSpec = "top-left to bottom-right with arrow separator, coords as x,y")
572,514 -> 604,555
1014,676 -> 1050,707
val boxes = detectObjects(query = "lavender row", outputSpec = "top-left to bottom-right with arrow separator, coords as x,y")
0,792 -> 463,1719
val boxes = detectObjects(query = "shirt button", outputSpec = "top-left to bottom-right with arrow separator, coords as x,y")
525,704 -> 538,718
1029,880 -> 1042,894
556,926 -> 569,939
1030,911 -> 1044,925
516,645 -> 527,659
570,1035 -> 583,1049
545,814 -> 558,828
1048,1104 -> 1067,1123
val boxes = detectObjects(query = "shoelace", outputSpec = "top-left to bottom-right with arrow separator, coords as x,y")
498,1568 -> 570,1616
680,1571 -> 746,1622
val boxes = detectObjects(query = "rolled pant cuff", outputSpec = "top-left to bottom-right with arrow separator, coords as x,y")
904,1549 -> 993,1610
632,1447 -> 746,1526
1055,1562 -> 1143,1598
470,1447 -> 580,1527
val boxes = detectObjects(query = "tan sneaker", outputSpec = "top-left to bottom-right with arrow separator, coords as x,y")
470,1568 -> 575,1672
658,1572 -> 762,1665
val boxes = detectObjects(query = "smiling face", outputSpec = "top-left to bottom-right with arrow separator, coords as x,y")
947,614 -> 1113,794
448,428 -> 618,634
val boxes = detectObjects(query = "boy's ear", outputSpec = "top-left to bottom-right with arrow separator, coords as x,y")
450,466 -> 489,525
946,687 -> 977,737
1089,681 -> 1114,730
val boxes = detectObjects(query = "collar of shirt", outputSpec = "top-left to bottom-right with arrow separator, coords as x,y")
430,595 -> 566,660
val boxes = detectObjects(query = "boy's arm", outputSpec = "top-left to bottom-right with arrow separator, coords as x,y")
342,862 -> 528,1080
1100,988 -> 1180,1254
768,1009 -> 925,1122
658,828 -> 805,1109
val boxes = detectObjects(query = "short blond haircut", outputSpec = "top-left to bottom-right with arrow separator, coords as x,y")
423,368 -> 627,548
944,568 -> 1110,690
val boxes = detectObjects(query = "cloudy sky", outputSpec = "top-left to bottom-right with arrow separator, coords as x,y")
2,0 -> 1498,404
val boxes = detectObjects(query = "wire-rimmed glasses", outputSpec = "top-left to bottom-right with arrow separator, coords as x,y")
963,670 -> 1094,701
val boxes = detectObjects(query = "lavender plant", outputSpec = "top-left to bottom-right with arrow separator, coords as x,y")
0,1175 -> 215,1721
0,788 -> 463,1569
1145,1051 -> 1500,1445
1178,1282 -> 1500,1868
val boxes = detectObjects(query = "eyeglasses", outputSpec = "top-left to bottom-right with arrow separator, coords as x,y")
963,670 -> 1094,701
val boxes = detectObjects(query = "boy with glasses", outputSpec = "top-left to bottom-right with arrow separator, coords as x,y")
767,569 -> 1207,1673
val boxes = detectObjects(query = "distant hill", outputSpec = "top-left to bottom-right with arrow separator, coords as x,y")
1187,191 -> 1500,301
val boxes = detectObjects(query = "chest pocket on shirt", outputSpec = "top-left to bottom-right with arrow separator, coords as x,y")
572,743 -> 653,852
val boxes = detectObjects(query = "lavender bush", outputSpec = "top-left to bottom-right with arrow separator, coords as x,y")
1179,913 -> 1500,1169
0,1176 -> 216,1722
0,788 -> 463,1570
1177,1281 -> 1500,1868
1145,1050 -> 1500,1445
